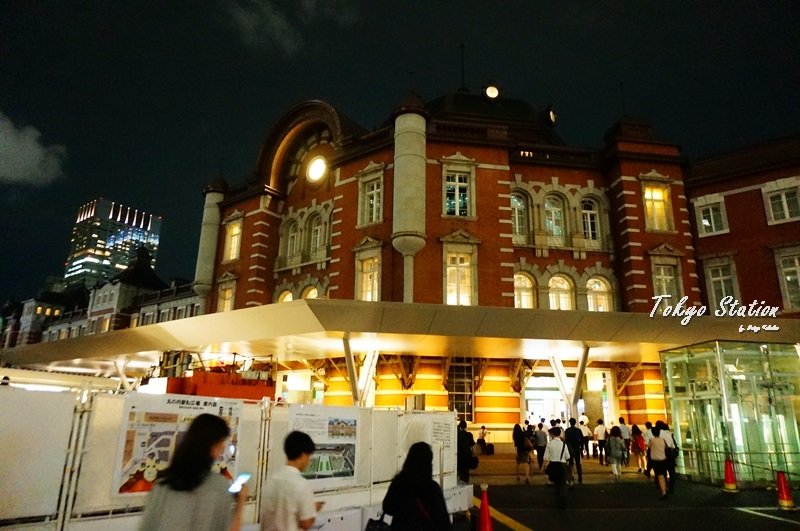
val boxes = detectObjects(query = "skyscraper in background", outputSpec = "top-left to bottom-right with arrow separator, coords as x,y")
64,198 -> 161,287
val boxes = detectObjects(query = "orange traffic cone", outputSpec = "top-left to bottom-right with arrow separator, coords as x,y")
723,459 -> 738,492
479,483 -> 494,531
777,471 -> 797,510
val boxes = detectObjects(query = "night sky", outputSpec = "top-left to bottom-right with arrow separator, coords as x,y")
1,1 -> 799,302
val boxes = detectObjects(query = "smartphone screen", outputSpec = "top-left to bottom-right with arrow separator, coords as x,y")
228,473 -> 251,493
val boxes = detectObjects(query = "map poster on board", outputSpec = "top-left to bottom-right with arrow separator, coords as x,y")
113,393 -> 243,496
289,405 -> 357,481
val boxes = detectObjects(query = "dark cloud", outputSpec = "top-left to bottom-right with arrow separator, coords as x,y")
0,111 -> 67,186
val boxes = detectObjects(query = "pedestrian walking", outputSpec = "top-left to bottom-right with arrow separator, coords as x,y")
648,426 -> 669,499
631,424 -> 647,472
534,423 -> 549,470
513,423 -> 532,484
564,418 -> 584,484
606,426 -> 626,480
543,427 -> 571,509
618,417 -> 631,466
594,419 -> 608,465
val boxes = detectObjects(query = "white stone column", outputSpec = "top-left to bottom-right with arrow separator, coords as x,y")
193,187 -> 225,298
391,109 -> 427,302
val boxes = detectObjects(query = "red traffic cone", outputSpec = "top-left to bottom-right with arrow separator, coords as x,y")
479,483 -> 493,531
777,471 -> 797,510
723,459 -> 738,492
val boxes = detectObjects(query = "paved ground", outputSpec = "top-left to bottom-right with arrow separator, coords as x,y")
452,450 -> 800,530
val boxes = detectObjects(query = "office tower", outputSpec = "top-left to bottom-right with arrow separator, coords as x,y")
64,198 -> 161,286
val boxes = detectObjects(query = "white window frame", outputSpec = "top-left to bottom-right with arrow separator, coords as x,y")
217,280 -> 236,312
514,272 -> 536,309
586,276 -> 613,312
441,154 -> 477,219
643,182 -> 674,232
306,214 -> 326,258
223,218 -> 243,262
544,195 -> 566,247
774,246 -> 800,310
510,193 -> 529,245
693,195 -> 729,237
703,256 -> 740,313
652,264 -> 680,300
444,244 -> 478,306
357,164 -> 385,227
548,275 -> 574,310
581,198 -> 601,249
764,187 -> 800,225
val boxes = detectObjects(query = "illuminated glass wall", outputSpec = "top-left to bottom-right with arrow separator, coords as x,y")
662,341 -> 800,484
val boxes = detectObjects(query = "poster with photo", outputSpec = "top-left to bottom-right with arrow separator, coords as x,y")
289,405 -> 358,482
113,393 -> 243,496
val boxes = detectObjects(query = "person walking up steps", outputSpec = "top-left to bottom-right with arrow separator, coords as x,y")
594,419 -> 608,466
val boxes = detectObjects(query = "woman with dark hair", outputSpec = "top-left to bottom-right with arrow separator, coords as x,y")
606,426 -> 626,480
139,414 -> 248,531
630,424 -> 647,473
383,442 -> 452,530
512,423 -> 531,484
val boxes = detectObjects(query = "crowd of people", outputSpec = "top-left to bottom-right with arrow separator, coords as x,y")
481,414 -> 680,508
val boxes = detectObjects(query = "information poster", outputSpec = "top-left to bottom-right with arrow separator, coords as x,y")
289,405 -> 358,481
113,393 -> 243,495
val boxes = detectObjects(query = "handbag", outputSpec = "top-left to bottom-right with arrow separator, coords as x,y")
365,512 -> 391,531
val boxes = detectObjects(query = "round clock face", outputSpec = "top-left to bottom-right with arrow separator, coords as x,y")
306,156 -> 327,182
484,85 -> 499,99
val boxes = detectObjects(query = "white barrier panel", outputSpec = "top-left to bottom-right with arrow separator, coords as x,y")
0,388 -> 77,521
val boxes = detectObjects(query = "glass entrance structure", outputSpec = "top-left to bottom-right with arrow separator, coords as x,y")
662,341 -> 800,485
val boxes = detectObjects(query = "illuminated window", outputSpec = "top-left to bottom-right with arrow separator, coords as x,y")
514,273 -> 536,309
99,316 -> 111,333
130,315 -> 139,328
587,277 -> 612,312
302,286 -> 318,299
444,172 -> 471,217
510,193 -> 529,245
357,256 -> 380,301
36,306 -> 42,315
581,199 -> 601,248
446,252 -> 473,305
447,357 -> 474,422
643,183 -> 673,231
548,275 -> 574,310
359,174 -> 383,226
653,265 -> 679,299
277,290 -> 293,302
45,307 -> 52,316
217,282 -> 235,312
54,308 -> 61,316
223,219 -> 243,262
544,195 -> 565,246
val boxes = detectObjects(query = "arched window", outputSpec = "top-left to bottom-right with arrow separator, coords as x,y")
544,195 -> 565,246
302,286 -> 318,299
514,273 -> 536,309
587,277 -> 612,312
284,221 -> 299,257
277,290 -> 293,302
581,199 -> 600,249
306,214 -> 325,256
548,275 -> 574,310
510,193 -> 529,244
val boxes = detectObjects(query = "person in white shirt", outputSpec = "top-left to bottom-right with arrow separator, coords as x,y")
261,431 -> 322,531
593,419 -> 608,465
543,427 -> 572,509
578,412 -> 589,427
578,421 -> 592,457
656,420 -> 677,493
618,417 -> 631,466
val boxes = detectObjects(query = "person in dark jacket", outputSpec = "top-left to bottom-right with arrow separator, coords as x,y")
456,420 -> 475,483
383,442 -> 452,530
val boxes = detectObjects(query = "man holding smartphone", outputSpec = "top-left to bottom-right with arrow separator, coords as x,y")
260,431 -> 322,531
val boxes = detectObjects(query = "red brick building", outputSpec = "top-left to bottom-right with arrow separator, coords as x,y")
687,134 -> 800,316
